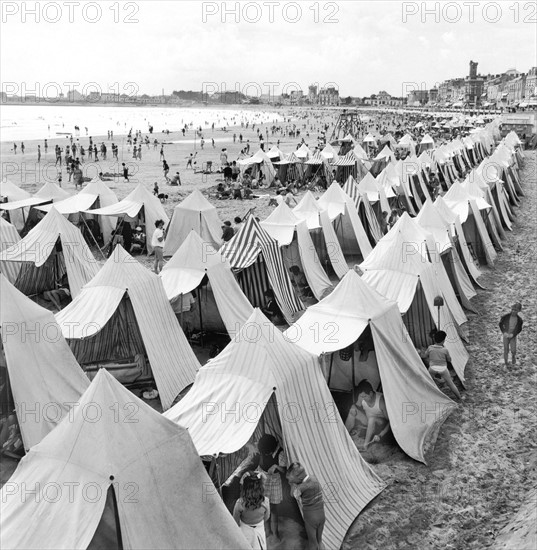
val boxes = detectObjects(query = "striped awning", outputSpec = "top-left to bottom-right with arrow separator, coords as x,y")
333,152 -> 357,166
305,151 -> 324,165
342,177 -> 361,209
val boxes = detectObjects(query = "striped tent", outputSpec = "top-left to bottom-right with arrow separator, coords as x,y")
220,215 -> 303,323
333,151 -> 357,166
0,207 -> 99,298
342,177 -> 384,244
164,308 -> 386,550
56,245 -> 200,410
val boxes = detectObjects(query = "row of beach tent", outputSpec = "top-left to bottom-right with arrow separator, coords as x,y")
0,125 -> 526,548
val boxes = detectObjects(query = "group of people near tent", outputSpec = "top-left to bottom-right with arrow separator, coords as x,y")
0,120 -> 528,550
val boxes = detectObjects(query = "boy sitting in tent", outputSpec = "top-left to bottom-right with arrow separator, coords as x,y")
43,273 -> 72,312
345,380 -> 391,448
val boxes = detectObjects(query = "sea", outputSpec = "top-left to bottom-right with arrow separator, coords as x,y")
0,104 -> 285,143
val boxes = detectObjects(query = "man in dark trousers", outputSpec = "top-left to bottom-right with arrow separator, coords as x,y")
499,302 -> 523,367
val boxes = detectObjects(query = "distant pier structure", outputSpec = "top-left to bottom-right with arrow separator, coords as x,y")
330,109 -> 362,143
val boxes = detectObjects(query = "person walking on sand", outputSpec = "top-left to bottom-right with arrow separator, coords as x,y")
37,145 -> 41,163
122,163 -> 129,182
163,160 -> 170,183
186,153 -> 196,169
20,142 -> 25,154
44,139 -> 48,153
160,145 -> 165,161
499,302 -> 524,367
152,219 -> 165,274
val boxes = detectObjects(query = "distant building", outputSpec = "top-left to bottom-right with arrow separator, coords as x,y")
67,89 -> 84,102
506,73 -> 527,105
407,89 -> 429,106
289,90 -> 304,106
525,67 -> 537,100
318,86 -> 339,106
308,84 -> 318,104
465,60 -> 485,107
428,88 -> 439,104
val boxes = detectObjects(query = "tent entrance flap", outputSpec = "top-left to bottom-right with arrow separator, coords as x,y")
87,485 -> 123,550
402,284 -> 436,349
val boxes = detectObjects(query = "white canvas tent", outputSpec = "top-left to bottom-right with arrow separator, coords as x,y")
0,182 -> 72,235
0,274 -> 90,450
261,202 -> 333,300
161,230 -> 253,338
318,182 -> 373,260
0,206 -> 100,298
0,369 -> 250,550
164,308 -> 386,549
0,179 -> 31,231
360,222 -> 470,383
443,181 -> 497,266
36,177 -> 119,245
416,199 -> 477,311
88,183 -> 169,254
237,148 -> 276,185
56,245 -> 200,410
0,217 -> 21,284
163,189 -> 222,256
287,270 -> 457,463
434,196 -> 484,287
293,192 -> 349,279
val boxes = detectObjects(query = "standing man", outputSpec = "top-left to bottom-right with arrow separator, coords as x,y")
37,145 -> 41,163
499,302 -> 524,367
152,219 -> 166,274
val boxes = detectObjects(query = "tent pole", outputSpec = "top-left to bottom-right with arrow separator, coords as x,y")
351,346 -> 356,403
81,215 -> 106,261
180,294 -> 184,329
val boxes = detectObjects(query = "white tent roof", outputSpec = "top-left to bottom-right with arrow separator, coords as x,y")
266,144 -> 285,159
374,144 -> 396,161
36,192 -> 98,214
320,142 -> 338,160
0,182 -> 71,211
261,203 -> 333,300
0,179 -> 31,201
318,182 -> 373,258
163,189 -> 222,256
363,133 -> 377,143
293,143 -> 312,159
164,308 -> 386,549
56,245 -> 200,409
293,191 -> 322,229
0,369 -> 250,550
353,143 -> 369,160
443,181 -> 491,222
88,184 -> 168,253
0,180 -> 32,231
161,231 -> 253,337
287,270 -> 456,463
0,207 -> 100,297
261,201 -> 302,245
357,172 -> 380,202
0,274 -> 90,450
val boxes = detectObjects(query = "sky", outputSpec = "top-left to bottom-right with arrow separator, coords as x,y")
1,1 -> 536,98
